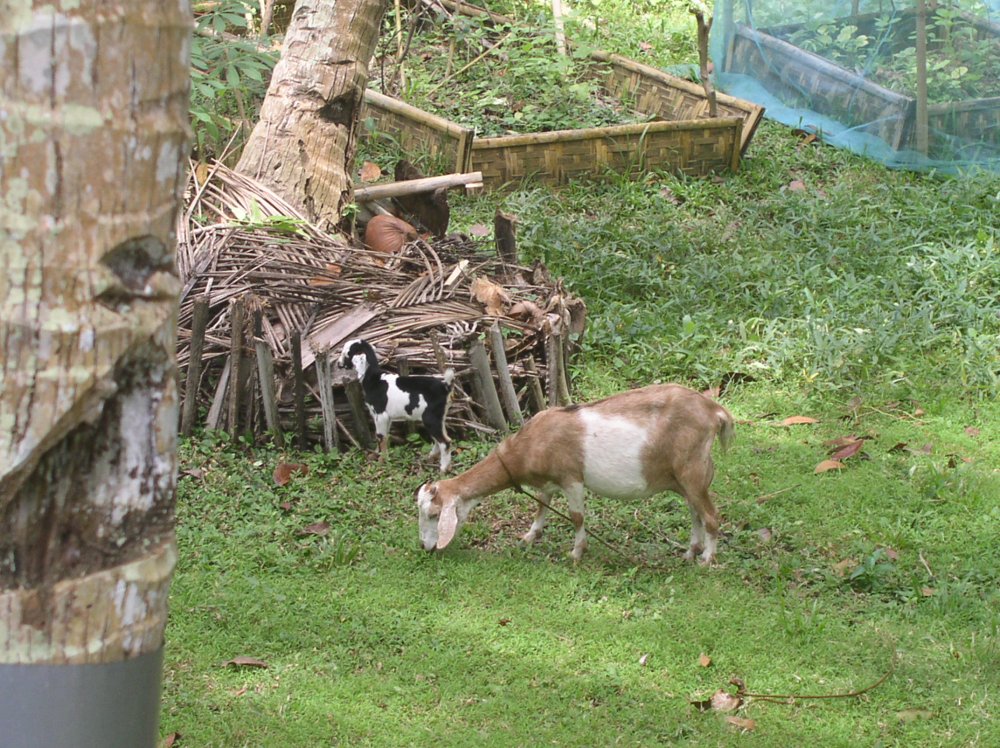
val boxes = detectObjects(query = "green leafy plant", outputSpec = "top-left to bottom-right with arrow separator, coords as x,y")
190,0 -> 277,158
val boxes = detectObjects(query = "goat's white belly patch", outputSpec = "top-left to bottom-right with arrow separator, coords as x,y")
578,411 -> 650,499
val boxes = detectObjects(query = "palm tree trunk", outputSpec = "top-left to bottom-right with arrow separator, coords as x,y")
236,0 -> 390,230
0,0 -> 190,744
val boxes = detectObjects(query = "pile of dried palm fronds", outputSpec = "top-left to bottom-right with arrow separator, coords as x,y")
176,161 -> 585,449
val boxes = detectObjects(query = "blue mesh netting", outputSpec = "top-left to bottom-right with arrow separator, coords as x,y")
710,1 -> 1000,173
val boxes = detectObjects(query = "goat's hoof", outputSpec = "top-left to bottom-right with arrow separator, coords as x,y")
683,546 -> 703,563
697,554 -> 716,567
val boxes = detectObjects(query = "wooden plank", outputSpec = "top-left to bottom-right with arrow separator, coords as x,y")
469,337 -> 508,431
488,323 -> 523,427
314,351 -> 340,452
290,331 -> 308,450
302,305 -> 378,369
353,171 -> 484,202
227,298 -> 245,436
205,358 -> 231,431
345,380 -> 376,450
180,295 -> 210,436
254,310 -> 283,443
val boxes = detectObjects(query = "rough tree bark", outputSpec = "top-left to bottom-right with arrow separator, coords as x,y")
236,0 -> 390,231
0,1 -> 190,744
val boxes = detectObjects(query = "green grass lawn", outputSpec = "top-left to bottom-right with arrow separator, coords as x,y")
168,1 -> 999,744
164,379 -> 999,746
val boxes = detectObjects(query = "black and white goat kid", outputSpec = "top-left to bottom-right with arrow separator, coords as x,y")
338,338 -> 455,472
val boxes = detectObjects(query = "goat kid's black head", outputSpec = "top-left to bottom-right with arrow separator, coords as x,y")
338,338 -> 379,378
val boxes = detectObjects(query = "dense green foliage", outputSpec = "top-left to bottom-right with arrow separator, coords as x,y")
169,2 -> 1000,745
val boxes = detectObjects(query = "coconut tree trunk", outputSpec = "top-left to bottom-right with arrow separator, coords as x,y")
236,0 -> 390,230
0,1 -> 190,746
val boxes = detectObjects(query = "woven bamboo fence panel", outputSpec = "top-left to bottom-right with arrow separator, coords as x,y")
470,118 -> 741,186
591,51 -> 764,154
726,25 -> 914,150
362,89 -> 474,174
361,50 -> 762,188
928,97 -> 1000,159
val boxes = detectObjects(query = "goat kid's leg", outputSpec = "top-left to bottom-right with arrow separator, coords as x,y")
521,495 -> 550,545
565,483 -> 588,563
374,417 -> 390,462
436,440 -> 452,473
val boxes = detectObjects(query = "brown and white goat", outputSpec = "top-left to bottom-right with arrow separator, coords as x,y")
416,384 -> 734,565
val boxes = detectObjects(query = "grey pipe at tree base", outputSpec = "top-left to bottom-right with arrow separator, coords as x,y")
0,650 -> 164,748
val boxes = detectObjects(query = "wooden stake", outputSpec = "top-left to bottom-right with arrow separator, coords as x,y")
488,323 -> 524,427
523,355 -> 547,414
345,379 -> 376,450
227,298 -> 245,436
494,208 -> 517,266
545,332 -> 560,407
205,358 -> 231,431
690,6 -> 718,117
915,0 -> 929,155
554,331 -> 571,405
314,351 -> 340,452
468,337 -> 508,431
180,294 -> 210,436
290,331 -> 308,450
254,310 -> 283,443
552,0 -> 567,56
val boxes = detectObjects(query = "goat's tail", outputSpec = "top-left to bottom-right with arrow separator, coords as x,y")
443,368 -> 455,387
715,405 -> 735,453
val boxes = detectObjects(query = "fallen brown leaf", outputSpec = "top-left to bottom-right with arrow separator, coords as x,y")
698,653 -> 712,668
469,223 -> 490,237
471,276 -> 510,316
222,656 -> 269,669
639,653 -> 649,667
498,618 -> 511,626
787,179 -> 807,192
830,439 -> 865,461
725,716 -> 757,732
964,426 -> 980,438
921,587 -> 937,597
823,435 -> 860,449
273,462 -> 309,486
359,160 -> 382,182
815,459 -> 845,474
757,527 -> 773,543
888,442 -> 909,454
279,501 -> 293,512
161,733 -> 182,748
298,521 -> 331,536
897,708 -> 933,723
181,467 -> 204,480
883,547 -> 900,561
781,416 -> 819,426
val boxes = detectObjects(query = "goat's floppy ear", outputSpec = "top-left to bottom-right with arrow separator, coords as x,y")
436,498 -> 459,550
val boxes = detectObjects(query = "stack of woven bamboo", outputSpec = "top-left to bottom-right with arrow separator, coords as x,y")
176,161 -> 585,451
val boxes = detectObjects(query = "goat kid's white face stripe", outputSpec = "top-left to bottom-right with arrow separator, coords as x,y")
350,352 -> 370,377
578,410 -> 650,499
